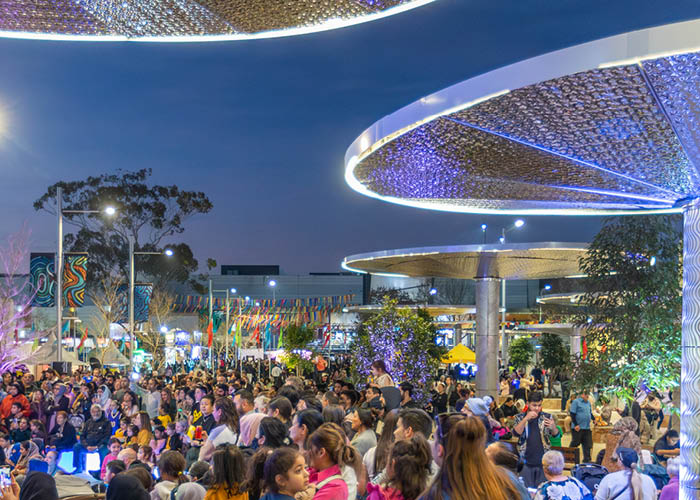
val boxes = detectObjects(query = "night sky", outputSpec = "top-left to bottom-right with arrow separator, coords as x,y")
2,0 -> 700,274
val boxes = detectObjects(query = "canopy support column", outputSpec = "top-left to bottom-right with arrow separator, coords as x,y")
476,278 -> 500,398
681,199 -> 700,500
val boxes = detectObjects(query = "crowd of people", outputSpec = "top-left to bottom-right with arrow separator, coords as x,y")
0,358 -> 682,500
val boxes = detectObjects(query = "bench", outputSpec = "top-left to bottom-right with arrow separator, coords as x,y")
552,445 -> 580,470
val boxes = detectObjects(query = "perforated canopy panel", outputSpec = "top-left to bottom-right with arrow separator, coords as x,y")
0,0 -> 433,40
344,19 -> 700,214
343,242 -> 588,280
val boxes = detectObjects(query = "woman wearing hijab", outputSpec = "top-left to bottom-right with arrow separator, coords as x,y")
96,386 -> 112,411
13,442 -> 41,478
173,483 -> 207,500
601,417 -> 643,473
107,473 -> 151,500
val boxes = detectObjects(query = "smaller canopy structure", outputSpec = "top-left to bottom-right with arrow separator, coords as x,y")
27,335 -> 87,366
87,343 -> 130,367
442,343 -> 476,364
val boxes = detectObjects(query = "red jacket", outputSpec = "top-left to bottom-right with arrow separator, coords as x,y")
0,393 -> 30,420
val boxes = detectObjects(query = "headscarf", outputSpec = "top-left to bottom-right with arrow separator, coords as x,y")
174,483 -> 206,500
53,384 -> 67,399
98,385 -> 112,408
19,471 -> 58,500
239,412 -> 265,447
612,416 -> 642,458
107,473 -> 150,500
612,416 -> 638,435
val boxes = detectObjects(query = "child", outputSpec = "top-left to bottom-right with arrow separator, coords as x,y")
152,450 -> 187,500
5,402 -> 23,433
100,438 -> 122,480
29,419 -> 47,443
260,447 -> 310,500
11,417 -> 31,443
126,424 -> 139,446
137,445 -> 155,468
46,450 -> 58,476
114,417 -> 130,443
107,399 -> 121,432
165,422 -> 183,453
207,445 -> 250,500
150,425 -> 167,457
157,404 -> 172,427
366,436 -> 432,500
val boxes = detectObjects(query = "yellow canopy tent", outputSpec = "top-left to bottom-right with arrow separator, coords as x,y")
442,343 -> 476,364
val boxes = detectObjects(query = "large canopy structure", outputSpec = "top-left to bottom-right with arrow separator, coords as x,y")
343,18 -> 700,497
0,0 -> 434,41
343,242 -> 587,397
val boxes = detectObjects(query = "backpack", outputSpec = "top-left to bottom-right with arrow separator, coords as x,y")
641,463 -> 669,490
572,463 -> 608,492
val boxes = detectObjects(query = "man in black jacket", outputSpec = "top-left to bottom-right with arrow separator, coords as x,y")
72,404 -> 112,474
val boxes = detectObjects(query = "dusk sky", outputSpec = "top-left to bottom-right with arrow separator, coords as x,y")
2,0 -> 700,274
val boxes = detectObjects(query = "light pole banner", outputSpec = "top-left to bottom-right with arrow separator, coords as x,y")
117,283 -> 153,323
63,253 -> 88,308
30,253 -> 56,307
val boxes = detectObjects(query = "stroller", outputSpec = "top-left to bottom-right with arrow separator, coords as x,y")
572,463 -> 608,493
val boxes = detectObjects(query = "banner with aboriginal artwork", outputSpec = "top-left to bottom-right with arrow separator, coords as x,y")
30,253 -> 56,307
63,253 -> 88,308
117,283 -> 153,323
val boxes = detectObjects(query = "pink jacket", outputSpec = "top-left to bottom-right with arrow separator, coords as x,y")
366,483 -> 405,500
309,465 -> 348,500
659,475 -> 679,500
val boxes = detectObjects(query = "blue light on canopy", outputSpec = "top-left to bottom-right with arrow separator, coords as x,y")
343,18 -> 700,498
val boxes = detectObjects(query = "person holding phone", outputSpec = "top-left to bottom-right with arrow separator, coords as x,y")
512,392 -> 561,489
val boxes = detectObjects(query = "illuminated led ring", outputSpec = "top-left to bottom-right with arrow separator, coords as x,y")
345,18 -> 700,215
0,0 -> 435,42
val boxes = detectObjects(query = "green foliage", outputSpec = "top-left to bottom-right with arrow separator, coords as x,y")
509,337 -> 535,370
34,168 -> 213,289
279,324 -> 317,374
351,297 -> 447,404
539,333 -> 570,373
574,215 -> 682,401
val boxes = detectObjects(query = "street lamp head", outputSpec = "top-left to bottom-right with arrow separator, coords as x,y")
268,280 -> 277,287
160,326 -> 168,334
164,249 -> 174,257
245,296 -> 250,301
499,236 -> 505,244
230,288 -> 237,294
544,284 -> 552,291
104,206 -> 116,216
429,288 -> 438,296
480,224 -> 487,231
514,219 -> 525,228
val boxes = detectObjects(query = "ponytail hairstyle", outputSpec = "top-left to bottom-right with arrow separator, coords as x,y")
263,447 -> 304,493
158,450 -> 188,485
243,447 -> 273,500
308,423 -> 363,482
617,448 -> 643,500
387,435 -> 432,500
211,444 -> 246,496
425,415 -> 520,500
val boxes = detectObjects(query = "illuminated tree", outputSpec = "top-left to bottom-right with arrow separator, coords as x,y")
351,297 -> 446,404
0,229 -> 38,371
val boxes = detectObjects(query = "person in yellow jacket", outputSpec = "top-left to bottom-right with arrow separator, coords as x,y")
204,445 -> 249,500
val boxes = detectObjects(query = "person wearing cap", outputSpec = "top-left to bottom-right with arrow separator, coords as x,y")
461,397 -> 495,445
594,447 -> 657,499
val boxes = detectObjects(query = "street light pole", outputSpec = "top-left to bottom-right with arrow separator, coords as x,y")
499,219 -> 525,367
56,187 -> 64,363
129,243 -> 172,371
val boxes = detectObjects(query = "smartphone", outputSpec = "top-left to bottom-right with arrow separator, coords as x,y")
0,466 -> 11,488
194,426 -> 203,440
152,466 -> 160,480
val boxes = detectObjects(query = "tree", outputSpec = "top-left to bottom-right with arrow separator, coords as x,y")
509,337 -> 535,371
573,215 -> 682,402
279,324 -> 317,375
351,297 -> 447,404
539,333 -> 570,396
86,274 -> 124,342
135,289 -> 176,372
369,287 -> 415,305
0,229 -> 38,371
33,169 -> 213,289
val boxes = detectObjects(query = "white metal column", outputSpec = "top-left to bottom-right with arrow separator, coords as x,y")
476,278 -> 500,397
